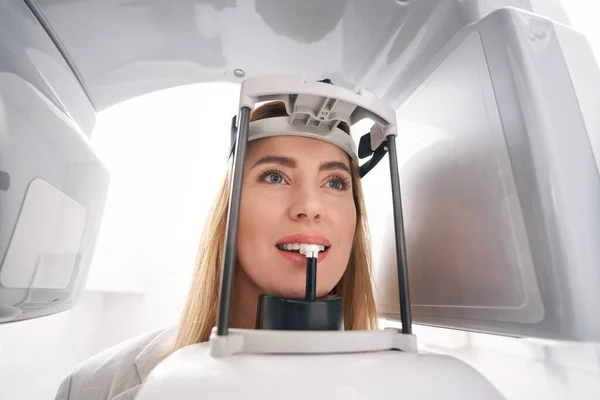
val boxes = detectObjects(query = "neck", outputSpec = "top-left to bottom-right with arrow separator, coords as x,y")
230,265 -> 261,330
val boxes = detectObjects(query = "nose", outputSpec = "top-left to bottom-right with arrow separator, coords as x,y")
289,185 -> 322,222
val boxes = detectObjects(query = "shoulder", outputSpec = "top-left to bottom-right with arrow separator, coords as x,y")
54,327 -> 177,400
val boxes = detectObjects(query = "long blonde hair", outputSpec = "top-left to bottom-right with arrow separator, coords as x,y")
169,101 -> 378,354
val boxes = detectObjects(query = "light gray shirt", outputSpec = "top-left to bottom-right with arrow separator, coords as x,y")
53,327 -> 176,400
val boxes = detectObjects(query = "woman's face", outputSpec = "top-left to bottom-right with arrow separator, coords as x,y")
237,135 -> 357,299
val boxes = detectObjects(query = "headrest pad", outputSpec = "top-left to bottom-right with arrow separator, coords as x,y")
248,116 -> 358,160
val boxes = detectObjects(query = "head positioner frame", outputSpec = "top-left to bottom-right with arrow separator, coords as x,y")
239,75 -> 397,148
248,116 -> 358,161
229,75 -> 396,174
214,75 -> 412,355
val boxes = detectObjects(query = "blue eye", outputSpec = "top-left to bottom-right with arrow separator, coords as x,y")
327,180 -> 343,190
266,172 -> 284,184
259,169 -> 287,185
258,168 -> 350,191
326,176 -> 350,191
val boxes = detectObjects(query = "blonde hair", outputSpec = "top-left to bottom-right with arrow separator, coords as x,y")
169,101 -> 378,354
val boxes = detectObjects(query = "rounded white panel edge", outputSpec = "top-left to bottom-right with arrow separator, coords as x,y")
208,327 -> 418,357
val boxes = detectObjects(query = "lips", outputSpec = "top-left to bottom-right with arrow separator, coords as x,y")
275,233 -> 331,264
276,233 -> 331,247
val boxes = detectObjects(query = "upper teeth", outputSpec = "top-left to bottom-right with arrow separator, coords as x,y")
278,243 -> 326,251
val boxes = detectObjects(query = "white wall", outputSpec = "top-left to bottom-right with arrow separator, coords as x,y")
562,0 -> 600,63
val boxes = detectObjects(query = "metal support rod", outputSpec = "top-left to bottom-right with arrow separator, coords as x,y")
386,135 -> 412,334
305,257 -> 317,302
216,106 -> 252,336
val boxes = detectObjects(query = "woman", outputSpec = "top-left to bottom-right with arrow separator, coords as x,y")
54,101 -> 378,400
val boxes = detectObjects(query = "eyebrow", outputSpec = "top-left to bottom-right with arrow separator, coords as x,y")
319,161 -> 351,175
251,156 -> 351,175
252,156 -> 296,169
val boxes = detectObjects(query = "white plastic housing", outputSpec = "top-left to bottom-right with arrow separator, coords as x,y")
372,7 -> 600,341
136,336 -> 503,400
238,74 -> 398,152
208,328 -> 417,357
30,0 -> 568,112
0,0 -> 109,323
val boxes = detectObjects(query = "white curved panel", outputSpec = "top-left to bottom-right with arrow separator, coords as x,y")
33,0 -> 467,110
1,178 -> 86,290
136,341 -> 503,400
0,0 -> 109,323
0,0 -> 95,135
372,8 -> 600,341
30,0 -> 569,112
401,30 -> 543,322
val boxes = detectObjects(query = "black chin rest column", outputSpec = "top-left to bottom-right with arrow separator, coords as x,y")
256,245 -> 343,330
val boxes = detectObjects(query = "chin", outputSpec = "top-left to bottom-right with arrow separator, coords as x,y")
243,258 -> 342,299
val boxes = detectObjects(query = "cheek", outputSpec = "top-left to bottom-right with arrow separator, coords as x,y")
236,191 -> 285,285
324,200 -> 357,280
336,203 -> 357,248
239,192 -> 279,231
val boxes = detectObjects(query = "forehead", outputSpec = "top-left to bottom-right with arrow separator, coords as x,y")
246,136 -> 351,165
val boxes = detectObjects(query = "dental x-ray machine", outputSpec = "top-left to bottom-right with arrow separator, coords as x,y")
1,0 -> 599,398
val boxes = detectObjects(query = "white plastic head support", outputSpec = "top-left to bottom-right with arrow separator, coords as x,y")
299,244 -> 320,258
238,75 -> 398,155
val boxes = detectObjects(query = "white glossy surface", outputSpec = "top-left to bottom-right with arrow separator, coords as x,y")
385,321 -> 600,400
208,327 -> 417,357
371,7 -> 600,341
554,21 -> 600,176
0,0 -> 109,323
32,0 -> 458,110
0,0 -> 95,135
1,178 -> 86,290
382,28 -> 544,323
136,341 -> 504,400
461,0 -> 570,25
30,0 -> 566,112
